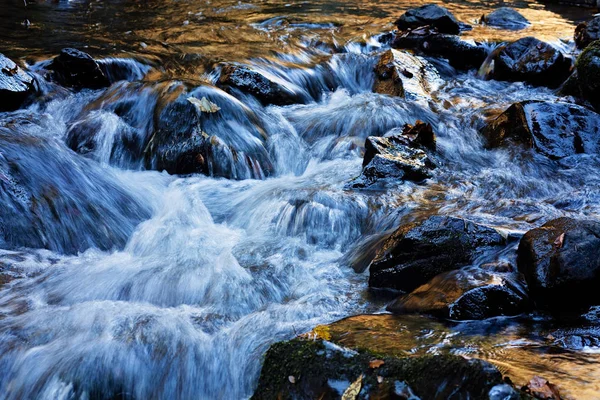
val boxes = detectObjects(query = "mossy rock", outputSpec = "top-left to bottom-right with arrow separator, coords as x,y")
251,337 -> 522,400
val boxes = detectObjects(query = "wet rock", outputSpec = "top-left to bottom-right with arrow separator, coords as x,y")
350,122 -> 436,188
575,17 -> 600,49
0,118 -> 150,254
392,27 -> 489,70
48,48 -> 110,89
480,8 -> 530,30
395,4 -> 462,35
490,37 -> 572,87
517,217 -> 600,311
387,268 -> 530,320
481,100 -> 600,159
252,338 -> 509,400
373,49 -> 441,99
217,63 -> 303,106
0,54 -> 35,111
369,216 -> 506,292
567,40 -> 600,109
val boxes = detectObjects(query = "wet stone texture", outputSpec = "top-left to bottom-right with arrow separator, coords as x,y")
480,8 -> 530,30
369,216 -> 506,293
0,54 -> 35,111
395,4 -> 463,34
481,100 -> 600,159
48,48 -> 110,89
517,217 -> 600,311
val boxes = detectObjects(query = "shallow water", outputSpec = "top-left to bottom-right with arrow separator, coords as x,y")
1,0 -> 600,399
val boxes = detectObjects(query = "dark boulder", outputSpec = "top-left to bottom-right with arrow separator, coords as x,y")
373,49 -> 441,99
350,122 -> 436,188
575,17 -> 600,49
517,217 -> 600,311
369,216 -> 506,292
217,63 -> 304,106
252,338 -> 511,400
0,118 -> 150,254
566,40 -> 600,109
490,37 -> 572,87
480,8 -> 530,30
392,27 -> 489,70
48,48 -> 110,89
0,54 -> 35,111
387,268 -> 530,320
480,100 -> 600,159
395,4 -> 462,35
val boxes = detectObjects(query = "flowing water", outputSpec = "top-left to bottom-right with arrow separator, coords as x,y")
1,0 -> 600,399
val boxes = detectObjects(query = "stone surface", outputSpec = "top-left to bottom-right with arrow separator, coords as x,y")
491,37 -> 572,87
369,216 -> 506,292
49,48 -> 110,89
0,53 -> 35,111
217,63 -> 303,106
395,4 -> 462,34
387,268 -> 530,320
480,8 -> 530,30
517,217 -> 600,311
480,100 -> 600,159
575,17 -> 600,49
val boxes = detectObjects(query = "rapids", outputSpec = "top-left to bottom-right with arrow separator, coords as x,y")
1,0 -> 600,399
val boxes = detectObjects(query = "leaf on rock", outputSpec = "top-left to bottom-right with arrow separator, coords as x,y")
369,359 -> 385,369
187,96 -> 221,113
342,374 -> 363,400
554,233 -> 565,249
526,376 -> 561,400
288,375 -> 296,384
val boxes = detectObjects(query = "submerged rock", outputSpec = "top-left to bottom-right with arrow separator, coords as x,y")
48,48 -> 110,89
0,119 -> 150,254
575,17 -> 600,49
387,268 -> 530,320
517,217 -> 600,311
490,37 -> 572,87
392,27 -> 489,70
217,63 -> 303,106
369,216 -> 506,292
480,101 -> 600,159
350,122 -> 436,188
373,49 -> 441,99
395,4 -> 462,35
480,8 -> 530,30
0,54 -> 35,111
252,338 -> 510,400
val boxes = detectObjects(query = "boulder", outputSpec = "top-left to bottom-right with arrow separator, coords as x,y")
569,40 -> 600,108
373,49 -> 441,99
350,122 -> 436,188
387,268 -> 530,320
395,4 -> 462,35
48,48 -> 110,89
480,8 -> 530,30
369,216 -> 506,292
217,63 -> 304,106
517,217 -> 600,311
392,27 -> 489,70
0,54 -> 35,111
252,338 -> 511,400
490,37 -> 572,87
575,17 -> 600,49
0,118 -> 150,254
480,100 -> 600,159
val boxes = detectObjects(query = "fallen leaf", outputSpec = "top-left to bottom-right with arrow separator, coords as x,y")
369,359 -> 385,369
288,375 -> 296,384
187,96 -> 221,113
554,233 -> 565,249
342,374 -> 363,400
527,376 -> 561,400
377,376 -> 384,384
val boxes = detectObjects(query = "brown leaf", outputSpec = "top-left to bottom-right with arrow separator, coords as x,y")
527,376 -> 561,400
369,359 -> 385,369
342,374 -> 363,400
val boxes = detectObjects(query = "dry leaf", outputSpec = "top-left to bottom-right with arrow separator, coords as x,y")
554,233 -> 565,249
288,375 -> 296,384
342,374 -> 363,400
527,376 -> 561,400
369,359 -> 385,369
187,96 -> 221,113
377,376 -> 384,384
